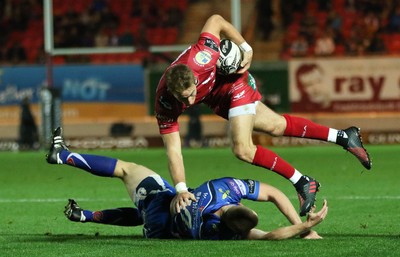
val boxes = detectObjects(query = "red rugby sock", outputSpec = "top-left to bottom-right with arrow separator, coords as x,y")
283,114 -> 329,140
252,145 -> 295,179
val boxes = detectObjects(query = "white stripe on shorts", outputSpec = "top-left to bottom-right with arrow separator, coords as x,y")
228,101 -> 258,118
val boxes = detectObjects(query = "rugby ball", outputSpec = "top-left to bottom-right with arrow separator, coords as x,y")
217,39 -> 242,75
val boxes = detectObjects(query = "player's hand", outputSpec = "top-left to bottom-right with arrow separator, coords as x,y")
300,230 -> 323,239
170,191 -> 196,214
237,49 -> 253,74
306,199 -> 328,227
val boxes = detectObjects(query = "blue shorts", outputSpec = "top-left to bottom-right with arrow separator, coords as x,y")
135,175 -> 176,238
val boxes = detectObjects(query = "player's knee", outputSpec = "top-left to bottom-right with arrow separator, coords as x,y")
232,144 -> 253,163
267,116 -> 287,137
254,114 -> 286,136
116,161 -> 137,178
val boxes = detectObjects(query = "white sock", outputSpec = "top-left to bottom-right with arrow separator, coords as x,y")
80,211 -> 86,222
289,169 -> 303,184
328,128 -> 339,143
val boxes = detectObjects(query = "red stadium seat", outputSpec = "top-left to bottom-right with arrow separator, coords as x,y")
334,44 -> 345,56
146,28 -> 165,45
163,27 -> 179,44
387,34 -> 400,53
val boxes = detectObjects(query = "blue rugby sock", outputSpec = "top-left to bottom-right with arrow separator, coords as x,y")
59,150 -> 117,177
82,210 -> 94,222
90,208 -> 142,226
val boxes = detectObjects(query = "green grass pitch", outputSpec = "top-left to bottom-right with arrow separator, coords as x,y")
0,144 -> 399,257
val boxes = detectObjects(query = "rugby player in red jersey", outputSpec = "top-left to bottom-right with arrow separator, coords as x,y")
155,14 -> 371,217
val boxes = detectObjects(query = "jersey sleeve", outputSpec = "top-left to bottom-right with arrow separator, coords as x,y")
232,178 -> 260,201
198,32 -> 220,52
155,93 -> 182,134
154,74 -> 184,134
188,32 -> 220,73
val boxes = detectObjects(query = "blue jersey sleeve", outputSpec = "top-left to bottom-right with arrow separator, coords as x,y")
241,179 -> 260,201
228,178 -> 260,201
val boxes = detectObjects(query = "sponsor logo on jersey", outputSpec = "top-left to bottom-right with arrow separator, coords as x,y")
229,180 -> 241,195
194,51 -> 212,66
233,179 -> 247,195
204,38 -> 219,52
247,73 -> 257,91
218,188 -> 232,200
244,179 -> 256,194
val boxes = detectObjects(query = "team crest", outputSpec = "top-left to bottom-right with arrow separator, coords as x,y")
194,51 -> 212,66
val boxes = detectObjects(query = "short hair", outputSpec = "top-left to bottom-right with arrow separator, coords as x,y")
221,205 -> 258,236
165,64 -> 195,94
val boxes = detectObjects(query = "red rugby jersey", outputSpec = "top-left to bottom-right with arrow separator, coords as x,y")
155,32 -> 220,134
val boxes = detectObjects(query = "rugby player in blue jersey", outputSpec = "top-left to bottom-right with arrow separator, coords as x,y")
47,127 -> 328,240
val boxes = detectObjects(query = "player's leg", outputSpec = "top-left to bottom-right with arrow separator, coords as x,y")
254,102 -> 372,170
46,127 -> 117,177
229,111 -> 319,216
46,127 -> 159,190
64,199 -> 143,226
47,127 -> 159,225
46,127 -> 153,177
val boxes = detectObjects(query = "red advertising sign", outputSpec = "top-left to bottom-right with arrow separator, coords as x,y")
289,57 -> 400,112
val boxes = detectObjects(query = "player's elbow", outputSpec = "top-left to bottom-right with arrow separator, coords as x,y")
208,14 -> 225,24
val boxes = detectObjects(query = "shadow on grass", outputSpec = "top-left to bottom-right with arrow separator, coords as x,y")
3,233 -> 145,242
3,233 -> 399,243
323,233 -> 400,239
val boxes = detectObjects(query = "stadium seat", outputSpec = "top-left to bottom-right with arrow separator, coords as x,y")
332,0 -> 345,13
334,44 -> 345,56
146,28 -> 165,45
163,27 -> 179,44
316,11 -> 327,28
387,34 -> 400,53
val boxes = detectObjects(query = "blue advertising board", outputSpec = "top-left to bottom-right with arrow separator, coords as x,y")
0,64 -> 145,105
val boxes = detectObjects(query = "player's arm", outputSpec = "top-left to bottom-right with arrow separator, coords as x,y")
254,182 -> 323,239
201,14 -> 253,73
256,183 -> 303,225
162,132 -> 186,186
162,132 -> 196,213
247,200 -> 328,240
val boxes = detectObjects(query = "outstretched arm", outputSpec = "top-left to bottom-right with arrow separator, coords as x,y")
162,132 -> 196,214
247,200 -> 328,240
256,183 -> 303,225
250,183 -> 325,239
200,14 -> 253,73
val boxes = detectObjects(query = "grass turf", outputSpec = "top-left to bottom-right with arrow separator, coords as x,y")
0,144 -> 399,257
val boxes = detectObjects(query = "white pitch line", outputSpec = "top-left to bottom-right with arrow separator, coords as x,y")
0,195 -> 400,203
0,198 -> 130,203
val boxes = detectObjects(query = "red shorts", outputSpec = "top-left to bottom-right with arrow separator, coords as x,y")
203,72 -> 262,119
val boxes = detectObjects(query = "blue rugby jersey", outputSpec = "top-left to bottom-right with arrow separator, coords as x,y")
173,177 -> 260,240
